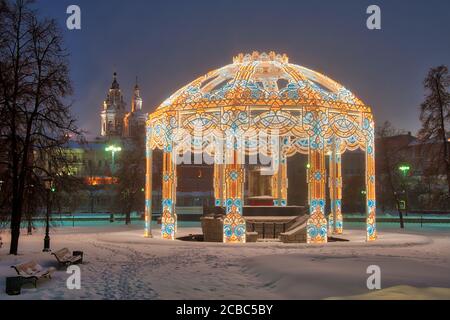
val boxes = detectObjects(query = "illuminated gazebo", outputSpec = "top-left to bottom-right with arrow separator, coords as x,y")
144,51 -> 377,244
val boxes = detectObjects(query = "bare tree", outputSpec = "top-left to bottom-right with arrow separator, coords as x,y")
85,156 -> 99,213
0,0 -> 80,254
419,66 -> 450,196
115,137 -> 145,225
376,121 -> 408,228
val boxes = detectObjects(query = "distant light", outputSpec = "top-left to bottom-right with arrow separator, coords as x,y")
399,164 -> 411,176
105,145 -> 122,152
361,190 -> 367,195
306,163 -> 311,169
85,176 -> 118,186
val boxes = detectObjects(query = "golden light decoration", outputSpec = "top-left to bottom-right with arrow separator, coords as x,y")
144,51 -> 377,243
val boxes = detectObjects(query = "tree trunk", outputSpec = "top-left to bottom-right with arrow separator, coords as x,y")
9,228 -> 20,255
385,152 -> 404,229
9,201 -> 22,255
8,2 -> 26,256
447,165 -> 450,198
125,206 -> 131,225
90,194 -> 94,213
27,216 -> 32,235
9,147 -> 23,254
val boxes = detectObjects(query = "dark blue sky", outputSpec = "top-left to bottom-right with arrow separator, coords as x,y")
36,0 -> 450,137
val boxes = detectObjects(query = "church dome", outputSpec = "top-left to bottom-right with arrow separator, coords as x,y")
156,51 -> 370,113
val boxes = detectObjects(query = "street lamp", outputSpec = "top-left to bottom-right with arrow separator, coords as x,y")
398,163 -> 411,218
398,164 -> 411,177
105,145 -> 122,174
105,145 -> 121,223
43,177 -> 54,252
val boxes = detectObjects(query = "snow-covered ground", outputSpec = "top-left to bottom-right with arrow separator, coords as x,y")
0,226 -> 449,300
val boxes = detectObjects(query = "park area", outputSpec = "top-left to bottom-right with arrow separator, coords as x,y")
1,223 -> 449,300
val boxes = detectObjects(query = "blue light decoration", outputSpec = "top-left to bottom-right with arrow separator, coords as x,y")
328,140 -> 344,235
144,126 -> 153,238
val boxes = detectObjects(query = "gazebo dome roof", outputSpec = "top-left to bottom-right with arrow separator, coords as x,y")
156,51 -> 370,114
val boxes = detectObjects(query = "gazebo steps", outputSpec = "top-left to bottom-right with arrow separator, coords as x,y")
257,238 -> 281,243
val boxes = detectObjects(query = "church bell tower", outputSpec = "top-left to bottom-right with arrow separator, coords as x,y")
100,72 -> 126,137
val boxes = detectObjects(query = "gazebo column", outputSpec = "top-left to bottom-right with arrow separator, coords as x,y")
144,126 -> 153,238
223,137 -> 246,243
307,145 -> 328,244
277,154 -> 288,206
365,122 -> 377,241
214,160 -> 225,207
161,144 -> 177,240
328,144 -> 343,235
271,138 -> 287,206
271,170 -> 278,205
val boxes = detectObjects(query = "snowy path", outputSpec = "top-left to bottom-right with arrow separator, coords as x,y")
0,226 -> 449,300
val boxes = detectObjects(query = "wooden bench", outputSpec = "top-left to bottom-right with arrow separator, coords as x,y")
51,248 -> 82,267
11,261 -> 55,287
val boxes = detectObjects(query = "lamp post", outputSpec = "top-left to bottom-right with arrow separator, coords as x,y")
106,145 -> 121,223
398,163 -> 411,217
43,177 -> 54,252
105,145 -> 122,175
